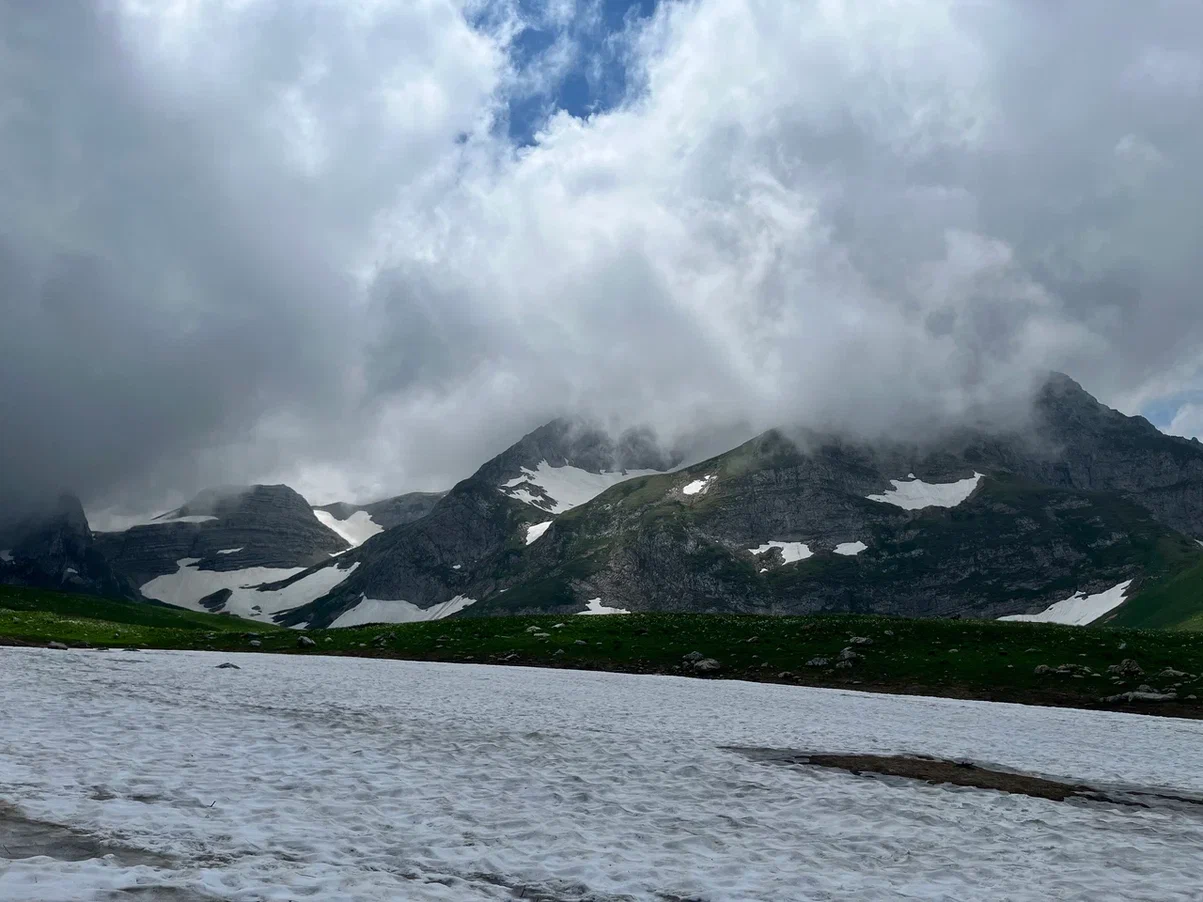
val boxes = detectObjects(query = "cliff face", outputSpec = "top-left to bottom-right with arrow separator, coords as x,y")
94,484 -> 348,587
0,494 -> 141,600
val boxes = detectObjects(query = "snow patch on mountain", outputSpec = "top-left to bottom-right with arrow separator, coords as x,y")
501,461 -> 664,515
867,473 -> 984,510
313,509 -> 383,548
525,521 -> 553,545
216,547 -> 243,555
330,594 -> 478,628
999,580 -> 1134,626
141,559 -> 359,620
682,475 -> 715,495
748,542 -> 813,565
834,541 -> 868,556
577,597 -> 630,615
91,511 -> 220,532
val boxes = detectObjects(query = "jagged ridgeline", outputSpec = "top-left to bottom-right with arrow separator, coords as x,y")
3,374 -> 1202,629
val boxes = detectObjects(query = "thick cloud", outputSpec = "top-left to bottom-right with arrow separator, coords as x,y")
3,1 -> 1202,519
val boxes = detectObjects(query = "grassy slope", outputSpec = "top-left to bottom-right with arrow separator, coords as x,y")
1105,559 -> 1203,630
4,585 -> 1203,718
0,585 -> 274,647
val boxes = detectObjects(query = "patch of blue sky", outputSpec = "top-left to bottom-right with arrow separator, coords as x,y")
501,0 -> 660,144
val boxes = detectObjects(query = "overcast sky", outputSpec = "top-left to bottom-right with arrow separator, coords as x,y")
2,0 -> 1202,518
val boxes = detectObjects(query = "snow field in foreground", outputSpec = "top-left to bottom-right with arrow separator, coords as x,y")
2,649 -> 1203,901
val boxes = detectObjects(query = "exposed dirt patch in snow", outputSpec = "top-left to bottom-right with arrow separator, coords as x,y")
728,750 -> 1203,809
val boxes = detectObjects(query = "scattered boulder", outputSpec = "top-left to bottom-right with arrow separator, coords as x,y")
249,640 -> 262,648
297,636 -> 316,648
805,657 -> 830,668
574,640 -> 587,646
1035,664 -> 1054,675
1103,690 -> 1176,703
525,626 -> 542,634
777,671 -> 794,679
837,647 -> 862,663
553,649 -> 565,656
216,662 -> 240,670
849,636 -> 873,646
683,651 -> 705,663
1107,659 -> 1144,677
532,632 -> 551,639
884,630 -> 895,637
693,658 -> 722,674
1159,668 -> 1188,679
834,661 -> 854,670
552,623 -> 566,629
47,641 -> 68,650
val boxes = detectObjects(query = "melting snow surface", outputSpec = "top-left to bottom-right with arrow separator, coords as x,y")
215,547 -> 243,555
867,473 -> 983,510
330,594 -> 478,628
577,597 -> 631,615
682,475 -> 715,495
312,509 -> 383,548
4,648 -> 1203,901
748,541 -> 813,565
834,541 -> 868,556
999,580 -> 1135,626
525,521 -> 553,545
501,461 -> 664,515
140,559 -> 359,619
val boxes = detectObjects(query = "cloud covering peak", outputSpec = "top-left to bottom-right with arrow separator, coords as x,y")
3,0 -> 1202,514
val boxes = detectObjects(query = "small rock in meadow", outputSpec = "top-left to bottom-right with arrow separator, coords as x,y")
693,658 -> 722,674
553,649 -> 565,656
834,661 -> 854,670
47,641 -> 69,650
884,630 -> 895,637
746,636 -> 759,643
532,632 -> 551,639
805,657 -> 830,668
1034,664 -> 1054,675
837,647 -> 862,663
1108,659 -> 1144,677
849,636 -> 873,646
249,640 -> 262,648
1159,668 -> 1188,679
552,623 -> 566,629
777,672 -> 794,679
683,651 -> 705,663
525,626 -> 542,634
324,637 -> 333,643
574,640 -> 587,646
297,636 -> 316,648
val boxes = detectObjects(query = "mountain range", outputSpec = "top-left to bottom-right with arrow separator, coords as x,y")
3,373 -> 1201,630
